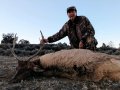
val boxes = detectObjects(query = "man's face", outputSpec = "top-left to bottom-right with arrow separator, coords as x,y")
67,10 -> 77,20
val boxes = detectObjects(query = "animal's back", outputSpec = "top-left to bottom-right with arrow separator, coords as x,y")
40,49 -> 110,68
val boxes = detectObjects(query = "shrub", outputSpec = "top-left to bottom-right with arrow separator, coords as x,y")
18,39 -> 30,45
1,33 -> 18,44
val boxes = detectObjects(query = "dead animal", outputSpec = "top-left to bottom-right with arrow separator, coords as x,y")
9,33 -> 120,83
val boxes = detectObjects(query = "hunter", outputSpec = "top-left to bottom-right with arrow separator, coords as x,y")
41,6 -> 98,50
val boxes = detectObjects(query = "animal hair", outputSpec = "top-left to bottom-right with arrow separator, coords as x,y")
37,49 -> 120,81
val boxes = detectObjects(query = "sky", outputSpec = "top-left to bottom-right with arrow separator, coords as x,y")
0,0 -> 120,47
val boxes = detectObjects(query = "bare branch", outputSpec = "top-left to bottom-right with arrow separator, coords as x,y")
40,30 -> 44,39
9,34 -> 21,61
27,30 -> 45,61
27,44 -> 43,61
9,31 -> 44,61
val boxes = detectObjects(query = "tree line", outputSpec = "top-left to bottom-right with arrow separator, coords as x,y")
0,33 -> 120,56
1,33 -> 30,44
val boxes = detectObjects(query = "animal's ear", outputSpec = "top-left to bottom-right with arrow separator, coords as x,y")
33,66 -> 45,72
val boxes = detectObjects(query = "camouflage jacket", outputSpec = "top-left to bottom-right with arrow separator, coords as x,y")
48,16 -> 96,48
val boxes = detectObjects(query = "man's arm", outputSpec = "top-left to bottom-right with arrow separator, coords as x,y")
81,16 -> 95,42
79,16 -> 95,48
47,24 -> 68,43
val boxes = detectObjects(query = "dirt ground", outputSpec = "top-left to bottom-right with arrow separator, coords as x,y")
0,56 -> 120,90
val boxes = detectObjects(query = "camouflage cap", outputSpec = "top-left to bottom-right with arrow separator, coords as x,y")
67,6 -> 77,13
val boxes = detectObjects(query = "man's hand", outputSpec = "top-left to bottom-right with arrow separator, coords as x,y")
79,41 -> 84,49
40,38 -> 48,44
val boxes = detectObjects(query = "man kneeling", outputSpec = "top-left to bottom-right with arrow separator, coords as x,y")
41,6 -> 98,51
